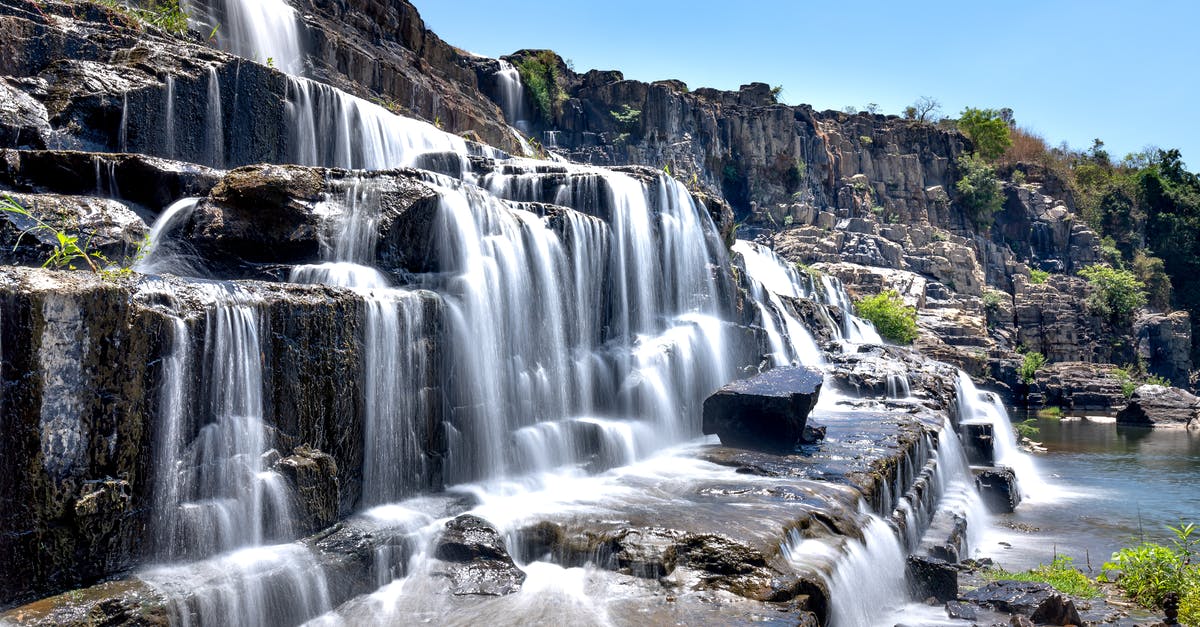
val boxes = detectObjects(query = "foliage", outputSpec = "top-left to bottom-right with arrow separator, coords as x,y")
1015,419 -> 1041,440
859,135 -> 873,145
95,0 -> 190,35
1037,406 -> 1063,419
1103,523 -> 1199,625
610,104 -> 641,132
770,85 -> 784,100
958,107 -> 1013,161
515,51 -> 567,123
1133,251 -> 1172,311
986,556 -> 1101,599
1029,269 -> 1050,284
903,96 -> 941,122
1019,351 -> 1046,384
854,290 -> 918,344
954,154 -> 1005,228
0,195 -> 146,279
1078,264 -> 1147,324
1114,365 -> 1140,398
982,288 -> 1006,311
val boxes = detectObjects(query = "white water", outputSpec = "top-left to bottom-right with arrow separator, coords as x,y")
956,371 -> 1053,500
188,0 -> 307,76
733,240 -> 821,366
495,60 -> 531,134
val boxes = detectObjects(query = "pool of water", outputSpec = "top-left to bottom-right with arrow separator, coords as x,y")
982,415 -> 1200,573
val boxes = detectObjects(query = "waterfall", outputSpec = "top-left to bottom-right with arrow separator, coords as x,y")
149,284 -> 293,559
137,197 -> 202,275
732,240 -> 822,366
886,374 -> 911,399
495,60 -> 531,134
933,417 -> 992,554
206,66 -> 225,168
164,75 -> 176,159
956,371 -> 1049,499
187,0 -> 306,76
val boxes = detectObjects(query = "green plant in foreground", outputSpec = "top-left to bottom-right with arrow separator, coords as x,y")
1103,523 -> 1199,625
853,290 -> 918,344
1019,351 -> 1046,384
1,195 -> 145,279
986,555 -> 1101,599
2,195 -> 101,272
95,0 -> 190,36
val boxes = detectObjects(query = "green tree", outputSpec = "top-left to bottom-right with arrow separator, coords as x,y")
954,154 -> 1005,229
1078,264 -> 1147,324
854,290 -> 919,344
959,107 -> 1013,161
515,51 -> 567,123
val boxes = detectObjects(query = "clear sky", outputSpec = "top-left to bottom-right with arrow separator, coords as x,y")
416,1 -> 1200,166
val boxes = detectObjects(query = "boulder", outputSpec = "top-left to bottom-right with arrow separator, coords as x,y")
962,581 -> 1083,626
433,515 -> 526,596
975,466 -> 1021,513
702,367 -> 823,452
961,422 -> 995,465
1116,385 -> 1200,428
0,80 -> 50,149
906,554 -> 958,603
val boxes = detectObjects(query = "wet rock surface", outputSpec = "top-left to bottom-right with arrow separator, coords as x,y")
433,515 -> 527,596
906,554 -> 958,603
962,580 -> 1084,626
702,366 -> 824,452
976,466 -> 1022,513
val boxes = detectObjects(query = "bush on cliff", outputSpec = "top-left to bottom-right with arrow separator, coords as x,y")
959,107 -> 1012,161
516,52 -> 567,124
854,290 -> 918,344
1078,264 -> 1147,325
954,154 -> 1005,229
1018,351 -> 1046,384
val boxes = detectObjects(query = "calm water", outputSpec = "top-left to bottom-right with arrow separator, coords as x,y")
982,415 -> 1200,573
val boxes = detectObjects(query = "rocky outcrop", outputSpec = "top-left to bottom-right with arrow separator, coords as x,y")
975,467 -> 1021,514
1116,385 -> 1200,428
0,192 -> 148,268
1136,311 -> 1194,387
962,581 -> 1084,626
702,366 -> 824,452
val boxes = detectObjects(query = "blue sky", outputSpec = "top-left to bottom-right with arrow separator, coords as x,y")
417,1 -> 1200,167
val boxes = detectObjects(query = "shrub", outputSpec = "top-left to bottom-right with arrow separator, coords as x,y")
1029,269 -> 1050,284
1002,126 -> 1051,166
1015,419 -> 1041,440
515,51 -> 567,123
610,104 -> 641,132
1103,523 -> 1199,624
1078,264 -> 1148,324
959,107 -> 1013,161
96,0 -> 189,35
955,154 -> 1005,228
854,290 -> 918,344
1132,251 -> 1172,311
1019,351 -> 1046,384
986,556 -> 1100,599
1037,406 -> 1063,419
982,288 -> 1006,311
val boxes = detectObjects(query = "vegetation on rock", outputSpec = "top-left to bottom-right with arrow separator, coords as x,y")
1018,351 -> 1046,384
954,154 -> 1005,228
515,51 -> 567,124
854,290 -> 918,344
1077,264 -> 1147,325
95,0 -> 190,35
1103,523 -> 1199,626
958,107 -> 1013,161
985,555 -> 1101,599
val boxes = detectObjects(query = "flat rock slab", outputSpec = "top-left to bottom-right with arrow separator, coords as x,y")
702,367 -> 824,452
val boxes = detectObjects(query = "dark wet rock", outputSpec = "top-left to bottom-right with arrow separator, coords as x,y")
0,192 -> 148,268
0,149 -> 222,213
963,580 -> 1083,625
433,515 -> 527,596
274,445 -> 340,535
976,466 -> 1022,513
945,600 -> 978,620
962,422 -> 995,465
611,527 -> 683,579
0,80 -> 50,149
1117,385 -> 1200,428
702,366 -> 823,452
906,554 -> 958,603
921,512 -> 968,565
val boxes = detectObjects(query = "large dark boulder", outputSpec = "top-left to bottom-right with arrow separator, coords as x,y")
975,466 -> 1021,513
1116,385 -> 1200,428
962,581 -> 1083,626
906,554 -> 958,603
433,515 -> 526,596
702,366 -> 823,452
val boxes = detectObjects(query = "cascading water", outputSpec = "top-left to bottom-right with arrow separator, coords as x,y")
186,0 -> 307,76
148,283 -> 293,559
732,240 -> 822,366
956,371 -> 1050,499
494,60 -> 531,134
